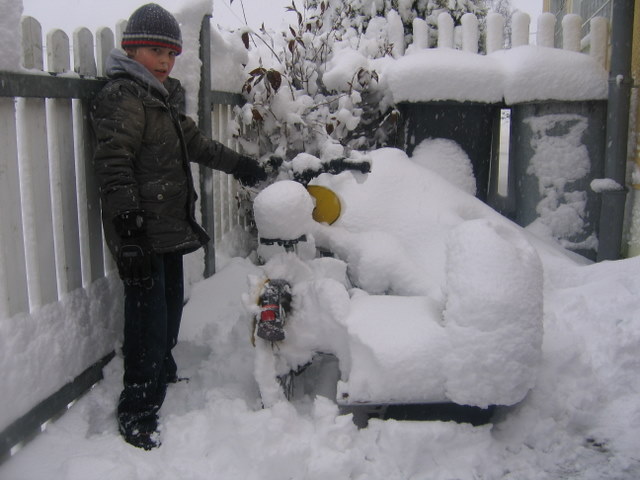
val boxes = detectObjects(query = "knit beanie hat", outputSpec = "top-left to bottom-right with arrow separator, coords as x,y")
121,3 -> 182,55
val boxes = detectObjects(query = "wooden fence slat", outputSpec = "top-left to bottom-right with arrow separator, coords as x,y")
73,28 -> 97,77
437,13 -> 454,49
73,99 -> 105,285
47,29 -> 70,73
47,29 -> 82,295
512,12 -> 530,47
590,17 -> 609,68
486,13 -> 505,53
562,14 -> 582,52
17,97 -> 58,308
20,17 -> 43,70
461,13 -> 479,54
0,98 -> 29,317
115,19 -> 128,50
95,27 -> 114,77
412,18 -> 429,49
537,12 -> 556,48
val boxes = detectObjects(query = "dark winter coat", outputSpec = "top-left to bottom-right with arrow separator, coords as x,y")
91,49 -> 244,257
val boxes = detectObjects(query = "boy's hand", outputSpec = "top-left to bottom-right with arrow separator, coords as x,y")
114,211 -> 153,288
118,239 -> 152,288
233,156 -> 268,187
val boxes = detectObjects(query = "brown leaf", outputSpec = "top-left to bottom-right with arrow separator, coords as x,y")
266,70 -> 282,91
252,108 -> 264,122
241,32 -> 250,50
249,67 -> 266,76
326,123 -> 334,135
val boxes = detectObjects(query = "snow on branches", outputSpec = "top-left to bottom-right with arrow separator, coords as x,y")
233,0 -> 489,160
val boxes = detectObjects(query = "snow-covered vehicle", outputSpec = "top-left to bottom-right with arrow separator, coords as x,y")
244,144 -> 544,425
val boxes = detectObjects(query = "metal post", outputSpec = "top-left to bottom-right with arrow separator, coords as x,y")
597,0 -> 635,261
198,14 -> 216,277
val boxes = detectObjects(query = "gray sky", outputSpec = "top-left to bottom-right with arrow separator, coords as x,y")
22,0 -> 542,37
21,0 -> 294,35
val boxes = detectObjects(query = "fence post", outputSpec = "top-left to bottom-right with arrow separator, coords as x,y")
198,14 -> 215,278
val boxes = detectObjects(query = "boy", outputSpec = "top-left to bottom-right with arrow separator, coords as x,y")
91,3 -> 265,450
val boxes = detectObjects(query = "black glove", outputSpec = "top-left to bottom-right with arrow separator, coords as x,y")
233,155 -> 267,187
113,211 -> 152,288
264,155 -> 283,174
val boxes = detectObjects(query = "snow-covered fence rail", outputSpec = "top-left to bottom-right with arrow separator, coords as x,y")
0,14 -> 244,460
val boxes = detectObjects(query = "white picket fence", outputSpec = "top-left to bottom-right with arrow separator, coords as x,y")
401,11 -> 609,66
0,14 -> 244,457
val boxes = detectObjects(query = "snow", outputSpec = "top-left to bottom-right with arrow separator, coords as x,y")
210,26 -> 248,94
2,2 -> 640,479
253,180 -> 314,240
386,45 -> 607,104
3,205 -> 640,478
168,0 -> 212,118
387,48 -> 504,103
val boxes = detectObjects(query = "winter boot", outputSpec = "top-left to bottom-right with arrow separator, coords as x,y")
118,414 -> 161,451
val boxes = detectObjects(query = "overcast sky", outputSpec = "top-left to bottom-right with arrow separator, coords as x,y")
22,0 -> 542,37
21,0 -> 293,34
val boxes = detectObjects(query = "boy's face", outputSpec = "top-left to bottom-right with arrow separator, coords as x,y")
127,46 -> 177,83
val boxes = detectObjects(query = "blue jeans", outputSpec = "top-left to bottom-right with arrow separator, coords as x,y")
117,252 -> 184,432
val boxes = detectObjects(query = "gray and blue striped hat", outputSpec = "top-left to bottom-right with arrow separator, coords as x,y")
121,3 -> 182,55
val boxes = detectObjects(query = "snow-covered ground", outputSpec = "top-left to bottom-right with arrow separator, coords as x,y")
2,144 -> 640,479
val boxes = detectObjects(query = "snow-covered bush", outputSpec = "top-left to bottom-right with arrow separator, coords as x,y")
234,0 -> 489,161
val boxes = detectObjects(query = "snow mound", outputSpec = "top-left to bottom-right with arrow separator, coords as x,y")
386,49 -> 504,103
443,219 -> 544,407
252,148 -> 544,407
385,45 -> 607,104
496,46 -> 609,104
411,138 -> 477,196
253,180 -> 314,240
